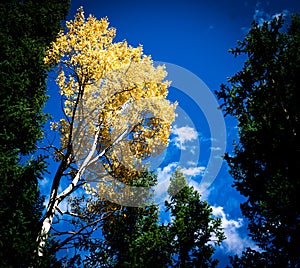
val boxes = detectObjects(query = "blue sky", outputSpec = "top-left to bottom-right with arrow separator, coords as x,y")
43,0 -> 300,266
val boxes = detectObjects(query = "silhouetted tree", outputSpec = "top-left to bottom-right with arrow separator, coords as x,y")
71,169 -> 224,267
166,168 -> 225,267
0,1 -> 69,266
216,14 -> 300,267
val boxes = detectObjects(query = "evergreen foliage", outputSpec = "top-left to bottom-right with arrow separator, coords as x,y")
71,170 -> 224,267
217,14 -> 300,267
0,1 -> 69,266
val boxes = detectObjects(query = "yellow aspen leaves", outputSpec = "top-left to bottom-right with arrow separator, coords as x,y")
46,7 -> 177,199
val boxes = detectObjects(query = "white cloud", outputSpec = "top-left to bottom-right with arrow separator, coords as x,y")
210,146 -> 221,151
43,196 -> 50,209
188,179 -> 210,200
40,177 -> 51,209
254,7 -> 267,26
157,162 -> 178,181
212,206 -> 258,255
40,176 -> 50,189
272,9 -> 289,20
186,160 -> 197,166
253,3 -> 290,27
241,3 -> 290,33
181,166 -> 205,177
171,125 -> 198,150
57,196 -> 69,213
154,163 -> 206,203
187,160 -> 197,166
154,162 -> 178,203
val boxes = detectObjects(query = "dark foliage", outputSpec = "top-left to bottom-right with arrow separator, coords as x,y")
70,170 -> 224,267
165,168 -> 225,268
216,14 -> 300,267
0,0 -> 69,266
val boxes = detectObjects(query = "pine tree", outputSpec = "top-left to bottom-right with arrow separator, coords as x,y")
73,169 -> 224,267
0,1 -> 69,266
216,14 -> 300,267
166,168 -> 225,267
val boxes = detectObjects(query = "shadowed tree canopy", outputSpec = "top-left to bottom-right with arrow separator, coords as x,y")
64,169 -> 224,267
216,14 -> 300,267
0,0 -> 69,267
80,172 -> 171,268
165,168 -> 225,267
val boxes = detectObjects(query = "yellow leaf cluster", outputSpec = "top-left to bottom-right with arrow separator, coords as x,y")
46,7 -> 177,200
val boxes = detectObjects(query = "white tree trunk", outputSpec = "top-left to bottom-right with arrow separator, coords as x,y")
37,127 -> 128,256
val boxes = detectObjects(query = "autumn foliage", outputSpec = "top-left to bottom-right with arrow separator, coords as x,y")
39,6 -> 176,254
45,7 -> 176,183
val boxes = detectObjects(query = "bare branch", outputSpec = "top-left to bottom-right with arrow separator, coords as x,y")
50,211 -> 114,253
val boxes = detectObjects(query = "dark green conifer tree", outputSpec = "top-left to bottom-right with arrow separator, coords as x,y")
216,14 -> 300,267
0,1 -> 69,266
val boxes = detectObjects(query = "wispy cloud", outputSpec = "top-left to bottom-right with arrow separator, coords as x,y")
253,2 -> 290,26
157,162 -> 178,180
40,176 -> 50,190
210,146 -> 222,151
181,166 -> 205,177
40,177 -> 51,208
171,125 -> 198,150
188,179 -> 209,200
212,206 -> 258,254
253,2 -> 268,26
241,2 -> 290,33
272,9 -> 289,20
154,162 -> 178,203
187,160 -> 197,166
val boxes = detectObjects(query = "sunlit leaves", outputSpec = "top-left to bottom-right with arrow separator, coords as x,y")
45,7 -> 176,199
